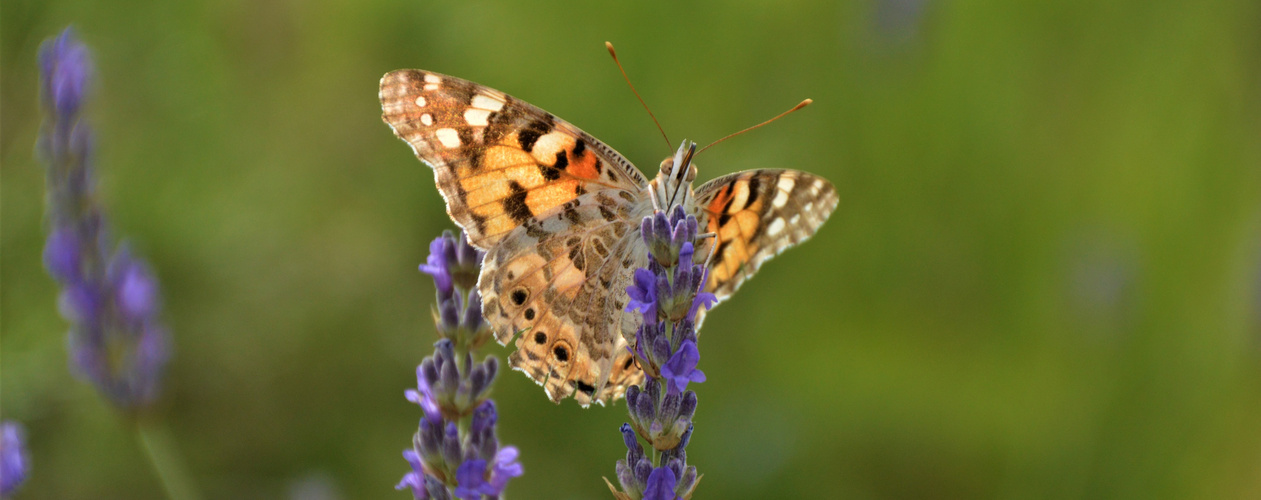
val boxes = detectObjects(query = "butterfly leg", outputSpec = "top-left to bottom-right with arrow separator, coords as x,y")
696,231 -> 719,268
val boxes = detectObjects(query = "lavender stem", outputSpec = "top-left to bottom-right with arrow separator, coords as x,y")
136,422 -> 202,500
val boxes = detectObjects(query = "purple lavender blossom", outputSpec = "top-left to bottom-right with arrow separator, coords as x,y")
451,447 -> 521,500
641,467 -> 679,500
609,206 -> 708,499
0,422 -> 29,496
660,341 -> 705,396
423,230 -> 492,351
37,27 -> 170,411
398,231 -> 521,499
625,268 -> 660,320
420,237 -> 455,296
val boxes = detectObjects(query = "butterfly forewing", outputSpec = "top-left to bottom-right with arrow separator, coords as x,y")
693,169 -> 838,301
379,70 -> 648,248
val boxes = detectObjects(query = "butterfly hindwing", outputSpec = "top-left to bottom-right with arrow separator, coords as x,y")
479,190 -> 650,406
379,69 -> 649,248
694,169 -> 838,301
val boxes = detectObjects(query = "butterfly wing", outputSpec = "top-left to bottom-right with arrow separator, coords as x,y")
380,69 -> 652,406
693,169 -> 838,301
380,69 -> 649,248
480,191 -> 650,406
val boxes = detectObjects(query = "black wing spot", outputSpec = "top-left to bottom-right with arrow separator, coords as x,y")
746,176 -> 762,205
504,181 -> 532,223
623,357 -> 635,369
517,117 -> 554,152
721,190 -> 737,213
569,245 -> 586,271
540,151 -> 566,180
564,205 -> 582,226
553,345 -> 570,362
525,223 -> 548,240
457,126 -> 476,149
483,98 -> 520,144
511,289 -> 528,305
576,381 -> 596,396
524,308 -> 536,320
715,240 -> 732,260
533,331 -> 546,344
573,138 -> 586,157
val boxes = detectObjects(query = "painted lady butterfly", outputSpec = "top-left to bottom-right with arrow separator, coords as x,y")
380,62 -> 837,407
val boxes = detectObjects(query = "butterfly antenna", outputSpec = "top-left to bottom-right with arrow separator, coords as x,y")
606,41 -> 671,149
697,99 -> 813,156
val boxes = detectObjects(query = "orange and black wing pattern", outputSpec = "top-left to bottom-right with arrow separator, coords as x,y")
380,69 -> 648,249
694,169 -> 838,301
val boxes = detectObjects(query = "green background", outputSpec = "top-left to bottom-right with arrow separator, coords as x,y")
3,0 -> 1260,498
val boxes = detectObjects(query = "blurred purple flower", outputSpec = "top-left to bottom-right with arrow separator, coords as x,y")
874,0 -> 929,43
39,28 -> 92,118
396,450 -> 428,499
405,365 -> 441,421
37,26 -> 170,410
487,446 -> 523,491
420,236 -> 454,296
0,422 -> 29,497
453,459 -> 494,499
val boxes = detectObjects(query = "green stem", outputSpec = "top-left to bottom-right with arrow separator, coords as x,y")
136,421 -> 203,500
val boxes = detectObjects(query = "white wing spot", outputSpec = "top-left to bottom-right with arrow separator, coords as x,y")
767,218 -> 786,237
472,94 -> 505,112
804,202 -> 814,213
790,214 -> 801,225
423,74 -> 441,84
435,128 -> 460,148
424,83 -> 439,91
772,190 -> 789,209
464,108 -> 491,126
777,177 -> 796,193
420,114 -> 433,126
728,182 -> 750,213
414,96 -> 427,107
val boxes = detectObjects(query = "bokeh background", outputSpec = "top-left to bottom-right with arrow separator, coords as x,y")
4,0 -> 1261,498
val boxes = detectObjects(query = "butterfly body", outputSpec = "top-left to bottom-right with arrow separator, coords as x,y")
380,69 -> 838,407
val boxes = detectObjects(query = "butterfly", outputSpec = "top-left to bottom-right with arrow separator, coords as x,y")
380,67 -> 837,407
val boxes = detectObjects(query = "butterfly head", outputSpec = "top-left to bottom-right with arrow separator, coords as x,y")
652,140 -> 698,210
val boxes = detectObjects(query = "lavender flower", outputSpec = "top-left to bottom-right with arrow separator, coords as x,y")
642,467 -> 678,500
608,206 -> 707,500
37,27 -> 170,411
0,422 -> 29,497
659,341 -> 705,396
422,231 -> 492,351
398,231 -> 522,499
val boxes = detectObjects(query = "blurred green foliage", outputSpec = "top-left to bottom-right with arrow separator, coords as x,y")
3,0 -> 1260,498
